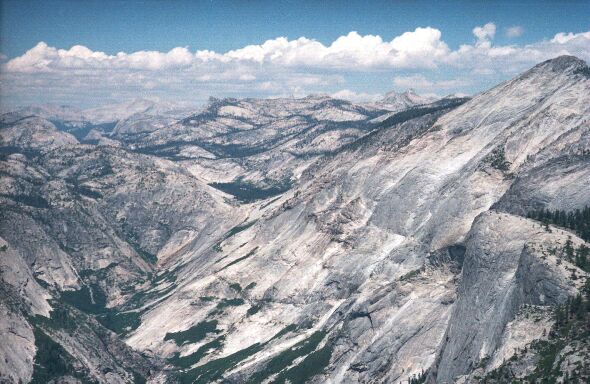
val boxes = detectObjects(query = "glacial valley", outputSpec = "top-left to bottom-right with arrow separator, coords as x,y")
1,56 -> 589,384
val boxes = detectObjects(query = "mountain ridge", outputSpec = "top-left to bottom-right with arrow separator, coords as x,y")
0,55 -> 589,384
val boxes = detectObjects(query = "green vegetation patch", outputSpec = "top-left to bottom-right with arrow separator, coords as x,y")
31,305 -> 79,332
210,298 -> 246,316
132,371 -> 147,384
164,320 -> 220,346
209,177 -> 292,203
97,311 -> 142,335
533,339 -> 564,379
173,323 -> 306,383
30,328 -> 90,384
168,336 -> 226,369
399,268 -> 422,282
135,247 -> 158,264
224,220 -> 257,240
218,247 -> 258,272
60,284 -> 144,335
5,193 -> 50,208
124,276 -> 178,311
247,331 -> 328,383
152,269 -> 178,285
247,304 -> 262,316
273,340 -> 334,384
217,298 -> 245,309
178,342 -> 265,384
271,324 -> 299,340
60,284 -> 107,314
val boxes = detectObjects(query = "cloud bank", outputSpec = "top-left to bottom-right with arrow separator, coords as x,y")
1,24 -> 589,107
3,28 -> 450,72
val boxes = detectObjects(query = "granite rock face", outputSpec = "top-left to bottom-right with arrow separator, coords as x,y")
435,211 -> 586,383
0,56 -> 589,383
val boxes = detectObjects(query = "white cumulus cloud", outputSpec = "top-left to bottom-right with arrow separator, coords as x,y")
473,22 -> 496,43
551,31 -> 590,44
1,25 -> 589,108
3,28 -> 450,73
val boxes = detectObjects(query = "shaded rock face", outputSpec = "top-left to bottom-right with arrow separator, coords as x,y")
434,212 -> 584,383
0,56 -> 589,383
493,156 -> 590,215
0,302 -> 35,384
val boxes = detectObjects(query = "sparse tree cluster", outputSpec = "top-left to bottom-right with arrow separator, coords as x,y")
482,279 -> 590,383
527,206 -> 590,242
554,284 -> 590,329
488,146 -> 511,171
563,238 -> 589,272
407,369 -> 427,384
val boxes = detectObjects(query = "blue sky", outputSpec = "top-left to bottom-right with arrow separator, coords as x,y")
1,0 -> 589,108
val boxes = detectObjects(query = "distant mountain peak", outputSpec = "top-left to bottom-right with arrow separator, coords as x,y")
378,89 -> 438,111
531,55 -> 589,76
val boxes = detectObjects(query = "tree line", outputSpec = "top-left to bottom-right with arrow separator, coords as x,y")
527,205 -> 590,242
